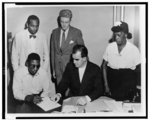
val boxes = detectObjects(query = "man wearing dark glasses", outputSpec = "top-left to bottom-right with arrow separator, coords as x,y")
13,53 -> 51,104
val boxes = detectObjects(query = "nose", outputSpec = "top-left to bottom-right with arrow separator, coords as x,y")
33,66 -> 38,72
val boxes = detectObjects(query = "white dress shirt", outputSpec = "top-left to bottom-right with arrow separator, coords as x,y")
103,41 -> 140,70
13,66 -> 51,101
11,29 -> 49,71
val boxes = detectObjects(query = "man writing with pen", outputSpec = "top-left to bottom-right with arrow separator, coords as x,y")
13,53 -> 52,104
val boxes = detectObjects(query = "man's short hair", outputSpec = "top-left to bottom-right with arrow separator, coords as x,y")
72,44 -> 88,58
59,9 -> 72,19
25,53 -> 40,66
24,15 -> 40,29
27,15 -> 40,25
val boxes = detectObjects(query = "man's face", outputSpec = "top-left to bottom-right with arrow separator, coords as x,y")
28,60 -> 40,76
60,17 -> 71,31
28,19 -> 39,35
114,31 -> 126,45
72,51 -> 86,68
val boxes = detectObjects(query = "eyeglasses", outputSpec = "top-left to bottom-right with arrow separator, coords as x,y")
29,64 -> 40,69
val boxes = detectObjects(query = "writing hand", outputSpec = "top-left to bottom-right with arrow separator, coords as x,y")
33,95 -> 42,104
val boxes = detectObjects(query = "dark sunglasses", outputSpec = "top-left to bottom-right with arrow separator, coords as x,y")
30,64 -> 40,69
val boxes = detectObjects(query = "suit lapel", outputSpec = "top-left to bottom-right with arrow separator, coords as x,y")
74,67 -> 81,85
80,62 -> 89,86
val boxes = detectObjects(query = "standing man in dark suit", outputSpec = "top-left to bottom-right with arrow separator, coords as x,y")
50,9 -> 84,86
51,45 -> 103,106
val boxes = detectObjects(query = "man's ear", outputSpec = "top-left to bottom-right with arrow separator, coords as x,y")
83,57 -> 87,61
24,22 -> 28,29
25,61 -> 28,67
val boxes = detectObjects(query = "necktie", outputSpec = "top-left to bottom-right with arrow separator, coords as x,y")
60,31 -> 65,47
29,35 -> 36,39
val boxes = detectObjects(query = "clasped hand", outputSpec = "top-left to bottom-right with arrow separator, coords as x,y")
76,96 -> 87,106
50,93 -> 61,102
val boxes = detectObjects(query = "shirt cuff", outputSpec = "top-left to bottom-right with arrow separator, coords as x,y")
57,93 -> 62,98
85,95 -> 91,102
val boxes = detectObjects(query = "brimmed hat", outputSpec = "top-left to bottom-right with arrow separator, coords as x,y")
111,21 -> 132,39
59,9 -> 72,18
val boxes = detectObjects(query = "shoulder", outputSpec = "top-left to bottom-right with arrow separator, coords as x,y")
88,61 -> 101,71
127,41 -> 140,53
52,27 -> 60,33
107,42 -> 116,48
127,41 -> 139,49
14,66 -> 27,77
38,68 -> 48,77
105,42 -> 116,51
70,26 -> 82,33
37,31 -> 46,38
15,30 -> 26,37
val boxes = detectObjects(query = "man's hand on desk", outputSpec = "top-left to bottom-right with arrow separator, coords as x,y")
25,94 -> 42,104
76,96 -> 87,106
50,93 -> 61,102
33,95 -> 43,104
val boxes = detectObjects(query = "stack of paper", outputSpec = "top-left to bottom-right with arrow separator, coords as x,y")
37,97 -> 61,111
61,105 -> 78,113
85,99 -> 112,112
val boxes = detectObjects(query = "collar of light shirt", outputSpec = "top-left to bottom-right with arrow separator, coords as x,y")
26,67 -> 40,77
78,61 -> 87,83
27,30 -> 38,39
78,62 -> 91,102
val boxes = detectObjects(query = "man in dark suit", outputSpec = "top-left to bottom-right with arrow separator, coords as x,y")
51,45 -> 103,106
50,9 -> 84,86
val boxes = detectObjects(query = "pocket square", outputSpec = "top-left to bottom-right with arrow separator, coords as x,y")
69,40 -> 74,44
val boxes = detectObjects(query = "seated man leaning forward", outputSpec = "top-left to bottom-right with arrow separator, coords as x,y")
51,44 -> 103,106
13,53 -> 51,104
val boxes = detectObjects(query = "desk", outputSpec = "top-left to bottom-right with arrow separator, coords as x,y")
15,101 -> 61,113
62,96 -> 141,113
13,96 -> 141,114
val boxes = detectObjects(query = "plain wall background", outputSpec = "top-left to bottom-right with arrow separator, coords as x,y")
6,5 -> 140,66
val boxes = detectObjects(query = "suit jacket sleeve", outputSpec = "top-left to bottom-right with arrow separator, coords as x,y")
88,67 -> 103,101
76,29 -> 84,45
50,31 -> 55,73
13,71 -> 26,100
57,63 -> 71,97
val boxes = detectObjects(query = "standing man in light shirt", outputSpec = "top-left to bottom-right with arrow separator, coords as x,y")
50,9 -> 84,86
51,45 -> 103,106
13,53 -> 52,104
102,21 -> 141,101
12,15 -> 49,72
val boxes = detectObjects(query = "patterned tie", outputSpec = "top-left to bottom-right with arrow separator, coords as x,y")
29,34 -> 36,39
60,30 -> 65,48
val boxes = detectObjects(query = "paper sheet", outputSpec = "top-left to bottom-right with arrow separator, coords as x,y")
37,97 -> 61,111
61,105 -> 78,113
104,100 -> 123,112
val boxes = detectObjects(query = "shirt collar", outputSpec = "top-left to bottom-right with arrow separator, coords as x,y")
79,61 -> 87,70
61,27 -> 69,33
26,29 -> 38,38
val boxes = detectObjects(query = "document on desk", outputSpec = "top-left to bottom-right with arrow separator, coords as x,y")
104,100 -> 123,112
37,97 -> 61,111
